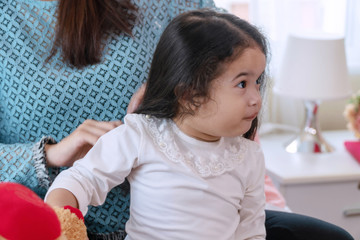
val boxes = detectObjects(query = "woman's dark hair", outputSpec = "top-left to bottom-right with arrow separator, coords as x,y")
48,0 -> 137,68
135,9 -> 269,140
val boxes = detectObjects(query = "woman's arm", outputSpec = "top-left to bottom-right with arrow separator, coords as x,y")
0,141 -> 50,198
0,119 -> 122,199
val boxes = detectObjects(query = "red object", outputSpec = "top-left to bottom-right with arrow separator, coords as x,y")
64,205 -> 84,222
344,141 -> 360,164
0,182 -> 61,240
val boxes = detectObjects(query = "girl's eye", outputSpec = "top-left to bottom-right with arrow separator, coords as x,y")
237,81 -> 246,88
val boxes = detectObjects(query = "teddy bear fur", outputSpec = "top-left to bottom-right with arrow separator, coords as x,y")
53,206 -> 88,240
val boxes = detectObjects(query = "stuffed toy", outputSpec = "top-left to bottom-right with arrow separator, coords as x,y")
0,182 -> 88,240
343,90 -> 360,163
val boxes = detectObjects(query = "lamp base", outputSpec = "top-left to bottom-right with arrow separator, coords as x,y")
285,128 -> 334,153
284,100 -> 334,154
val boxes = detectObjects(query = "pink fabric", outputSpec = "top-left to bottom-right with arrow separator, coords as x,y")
255,134 -> 287,209
345,141 -> 360,164
264,175 -> 286,208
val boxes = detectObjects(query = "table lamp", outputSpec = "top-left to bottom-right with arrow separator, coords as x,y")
274,33 -> 351,153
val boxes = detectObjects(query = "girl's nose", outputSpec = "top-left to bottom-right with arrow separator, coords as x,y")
249,89 -> 261,107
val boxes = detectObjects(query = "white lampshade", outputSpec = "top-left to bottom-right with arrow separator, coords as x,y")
274,33 -> 351,100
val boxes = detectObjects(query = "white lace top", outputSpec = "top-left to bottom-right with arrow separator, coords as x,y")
47,114 -> 266,240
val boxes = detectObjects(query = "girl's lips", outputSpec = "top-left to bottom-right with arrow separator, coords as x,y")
245,113 -> 258,121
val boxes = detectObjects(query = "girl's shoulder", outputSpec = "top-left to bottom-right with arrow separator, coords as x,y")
240,136 -> 262,149
226,136 -> 263,163
241,136 -> 263,156
123,114 -> 169,133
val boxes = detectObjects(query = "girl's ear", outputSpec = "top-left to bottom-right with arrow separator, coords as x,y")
174,84 -> 191,116
175,86 -> 208,116
174,84 -> 185,102
174,84 -> 194,106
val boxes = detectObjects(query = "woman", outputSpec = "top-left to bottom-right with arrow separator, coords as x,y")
0,0 -> 353,239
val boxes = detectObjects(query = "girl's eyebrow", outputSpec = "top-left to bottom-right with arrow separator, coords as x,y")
232,70 -> 264,82
231,71 -> 250,82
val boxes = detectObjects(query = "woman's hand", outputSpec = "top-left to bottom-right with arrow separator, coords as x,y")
45,119 -> 122,167
127,83 -> 146,113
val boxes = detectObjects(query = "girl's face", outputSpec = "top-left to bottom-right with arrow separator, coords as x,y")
174,47 -> 266,142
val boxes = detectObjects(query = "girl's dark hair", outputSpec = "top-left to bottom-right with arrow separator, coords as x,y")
48,0 -> 137,68
135,9 -> 269,140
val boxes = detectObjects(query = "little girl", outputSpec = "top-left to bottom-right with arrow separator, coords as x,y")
46,9 -> 269,240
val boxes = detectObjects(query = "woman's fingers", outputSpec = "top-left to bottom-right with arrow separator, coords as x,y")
73,119 -> 123,147
79,119 -> 122,132
45,119 -> 122,167
76,120 -> 122,145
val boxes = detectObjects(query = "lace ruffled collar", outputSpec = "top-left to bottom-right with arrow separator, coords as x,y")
142,115 -> 248,178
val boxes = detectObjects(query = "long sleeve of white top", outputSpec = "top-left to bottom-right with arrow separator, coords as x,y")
46,118 -> 140,215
